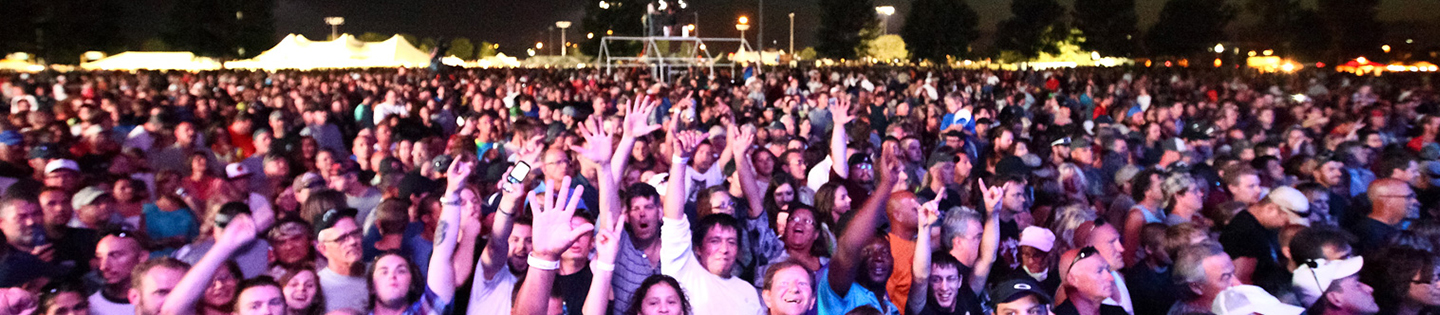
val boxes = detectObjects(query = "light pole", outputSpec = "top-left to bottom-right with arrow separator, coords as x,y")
758,0 -> 764,52
737,16 -> 751,49
556,21 -> 572,56
788,12 -> 794,53
324,17 -> 345,40
875,6 -> 894,35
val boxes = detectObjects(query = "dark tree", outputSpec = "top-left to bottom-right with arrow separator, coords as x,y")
1146,0 -> 1234,57
1288,8 -> 1331,61
1073,0 -> 1138,57
580,0 -> 646,57
901,0 -> 980,62
816,0 -> 878,59
993,0 -> 1068,59
0,0 -> 124,63
1318,0 -> 1382,60
163,0 -> 275,59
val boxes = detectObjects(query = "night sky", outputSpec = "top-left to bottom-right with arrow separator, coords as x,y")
116,0 -> 1440,57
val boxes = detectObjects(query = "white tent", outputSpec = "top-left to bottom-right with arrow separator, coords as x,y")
226,34 -> 433,70
80,52 -> 222,71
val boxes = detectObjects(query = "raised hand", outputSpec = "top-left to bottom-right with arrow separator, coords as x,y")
529,177 -> 593,261
623,96 -> 661,137
672,130 -> 706,159
516,134 -> 546,165
571,117 -> 614,165
594,215 -> 624,264
878,142 -> 903,184
446,154 -> 474,192
216,214 -> 258,251
919,189 -> 943,229
833,95 -> 855,125
978,178 -> 1011,215
726,123 -> 755,156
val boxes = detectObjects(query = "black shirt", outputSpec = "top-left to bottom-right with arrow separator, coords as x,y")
555,266 -> 593,315
1122,264 -> 1178,315
1348,216 -> 1398,257
1053,300 -> 1128,315
1219,211 -> 1290,295
916,283 -> 984,315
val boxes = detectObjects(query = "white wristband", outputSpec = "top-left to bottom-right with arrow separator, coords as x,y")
672,155 -> 690,165
528,255 -> 560,271
591,261 -> 615,272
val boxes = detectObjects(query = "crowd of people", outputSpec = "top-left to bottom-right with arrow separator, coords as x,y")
0,65 -> 1435,315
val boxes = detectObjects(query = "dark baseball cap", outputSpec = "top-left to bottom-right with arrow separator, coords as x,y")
311,207 -> 358,238
847,153 -> 873,166
28,143 -> 60,160
989,278 -> 1053,308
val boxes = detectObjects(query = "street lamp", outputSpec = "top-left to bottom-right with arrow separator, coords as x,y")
788,12 -> 795,54
737,16 -> 751,49
1214,43 -> 1224,54
324,17 -> 345,40
875,6 -> 895,35
556,21 -> 572,56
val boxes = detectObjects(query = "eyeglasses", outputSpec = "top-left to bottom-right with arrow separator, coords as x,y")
1411,273 -> 1440,285
857,164 -> 873,170
1067,246 -> 1100,273
788,216 -> 815,226
322,231 -> 361,244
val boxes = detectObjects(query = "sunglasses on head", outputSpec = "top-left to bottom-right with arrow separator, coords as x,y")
1067,246 -> 1100,272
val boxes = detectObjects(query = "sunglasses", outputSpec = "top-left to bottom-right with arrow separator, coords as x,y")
1067,246 -> 1100,272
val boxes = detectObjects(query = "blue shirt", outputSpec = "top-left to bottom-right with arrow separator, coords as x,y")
817,267 -> 900,315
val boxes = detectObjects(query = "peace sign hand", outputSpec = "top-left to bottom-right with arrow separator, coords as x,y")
919,189 -> 943,229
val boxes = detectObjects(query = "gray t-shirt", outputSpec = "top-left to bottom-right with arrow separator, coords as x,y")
319,267 -> 370,313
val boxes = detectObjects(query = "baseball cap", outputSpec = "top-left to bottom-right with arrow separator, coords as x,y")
1019,226 -> 1056,252
311,207 -> 358,238
334,160 -> 361,176
1050,137 -> 1071,147
0,130 -> 22,146
1292,256 -> 1364,307
44,159 -> 79,174
1423,143 -> 1440,161
268,110 -> 286,121
72,186 -> 111,209
1069,137 -> 1092,150
291,172 -> 326,191
28,143 -> 60,160
1425,161 -> 1440,187
988,278 -> 1053,309
226,163 -> 253,179
1212,285 -> 1305,315
847,153 -> 873,166
1182,122 -> 1215,140
1161,138 -> 1188,153
1114,165 -> 1142,185
1267,186 -> 1311,221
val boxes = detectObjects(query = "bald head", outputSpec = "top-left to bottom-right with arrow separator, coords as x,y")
1366,178 -> 1419,224
886,191 -> 920,232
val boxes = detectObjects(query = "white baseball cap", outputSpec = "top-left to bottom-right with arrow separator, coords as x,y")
1213,285 -> 1305,315
226,163 -> 252,179
1019,226 -> 1056,252
1292,256 -> 1364,307
44,159 -> 79,174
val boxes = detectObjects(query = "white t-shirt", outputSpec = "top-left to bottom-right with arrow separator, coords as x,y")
318,267 -> 370,313
661,216 -> 764,315
808,156 -> 833,193
87,291 -> 134,315
466,265 -> 518,315
373,102 -> 407,124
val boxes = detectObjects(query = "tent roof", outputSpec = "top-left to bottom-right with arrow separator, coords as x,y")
227,33 -> 432,70
81,52 -> 221,71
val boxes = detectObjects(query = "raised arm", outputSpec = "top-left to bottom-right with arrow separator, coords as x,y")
907,190 -> 943,315
728,124 -> 765,220
583,216 -> 625,315
663,130 -> 705,220
830,96 -> 855,178
572,117 -> 617,229
970,179 -> 1010,294
611,96 -> 660,178
428,156 -> 476,305
513,177 -> 593,315
828,143 -> 901,297
159,214 -> 257,315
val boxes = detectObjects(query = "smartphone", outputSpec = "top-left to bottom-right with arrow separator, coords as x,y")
506,162 -> 532,191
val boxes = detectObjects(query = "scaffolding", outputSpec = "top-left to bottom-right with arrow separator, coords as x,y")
597,36 -> 751,81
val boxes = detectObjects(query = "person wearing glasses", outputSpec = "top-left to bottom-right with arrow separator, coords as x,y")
311,207 -> 366,313
1055,246 -> 1126,315
1350,178 -> 1419,256
1218,186 -> 1310,294
1357,246 -> 1440,315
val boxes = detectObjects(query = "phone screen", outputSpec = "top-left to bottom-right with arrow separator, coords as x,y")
509,162 -> 532,184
